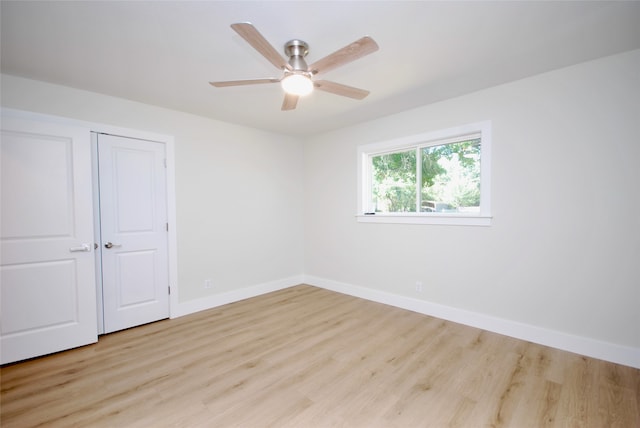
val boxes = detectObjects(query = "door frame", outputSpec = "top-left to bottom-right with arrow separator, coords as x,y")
1,108 -> 179,322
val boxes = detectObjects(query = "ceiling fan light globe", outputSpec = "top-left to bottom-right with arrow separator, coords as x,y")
281,74 -> 314,96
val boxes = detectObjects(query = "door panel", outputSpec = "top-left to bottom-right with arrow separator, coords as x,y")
1,133 -> 74,238
2,261 -> 78,333
98,134 -> 169,333
116,250 -> 157,306
1,118 -> 97,364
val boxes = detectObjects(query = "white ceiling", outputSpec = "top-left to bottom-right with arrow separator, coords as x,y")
2,1 -> 639,137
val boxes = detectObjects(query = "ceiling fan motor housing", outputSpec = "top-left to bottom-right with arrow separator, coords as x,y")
284,39 -> 310,72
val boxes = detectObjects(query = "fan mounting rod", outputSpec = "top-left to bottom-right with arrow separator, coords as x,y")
284,39 -> 309,72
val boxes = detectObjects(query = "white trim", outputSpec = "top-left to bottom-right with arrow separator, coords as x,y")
171,275 -> 304,318
165,137 -> 180,319
356,214 -> 492,226
1,108 -> 170,143
304,275 -> 640,369
2,108 -> 179,321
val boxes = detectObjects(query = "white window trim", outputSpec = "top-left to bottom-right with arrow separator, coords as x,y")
357,121 -> 492,226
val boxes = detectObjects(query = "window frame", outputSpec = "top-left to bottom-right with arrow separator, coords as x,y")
357,121 -> 492,226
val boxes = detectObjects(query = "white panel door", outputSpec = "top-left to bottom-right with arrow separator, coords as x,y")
97,134 -> 169,333
1,118 -> 98,364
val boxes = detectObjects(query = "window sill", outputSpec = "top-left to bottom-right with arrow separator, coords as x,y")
356,213 -> 492,226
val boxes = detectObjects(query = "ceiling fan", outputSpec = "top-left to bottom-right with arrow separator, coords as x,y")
209,22 -> 379,111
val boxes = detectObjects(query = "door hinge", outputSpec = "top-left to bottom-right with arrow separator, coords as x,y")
168,286 -> 171,295
163,158 -> 167,168
166,222 -> 169,232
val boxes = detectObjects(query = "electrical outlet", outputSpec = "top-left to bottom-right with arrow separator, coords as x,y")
204,279 -> 213,289
415,281 -> 423,292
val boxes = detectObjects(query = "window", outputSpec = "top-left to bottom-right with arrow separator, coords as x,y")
357,121 -> 491,225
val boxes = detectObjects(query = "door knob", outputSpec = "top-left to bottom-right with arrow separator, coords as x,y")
104,242 -> 122,249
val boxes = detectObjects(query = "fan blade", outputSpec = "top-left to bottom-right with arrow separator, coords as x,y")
209,78 -> 280,87
314,80 -> 370,100
231,22 -> 291,71
308,36 -> 378,75
281,93 -> 299,110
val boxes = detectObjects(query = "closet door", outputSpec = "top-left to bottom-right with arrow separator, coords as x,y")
1,117 -> 98,364
97,133 -> 169,333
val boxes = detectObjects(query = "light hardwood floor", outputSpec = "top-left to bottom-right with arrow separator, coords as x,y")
1,285 -> 639,427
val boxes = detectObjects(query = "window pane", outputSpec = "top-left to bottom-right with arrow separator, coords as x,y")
421,139 -> 481,213
370,149 -> 417,212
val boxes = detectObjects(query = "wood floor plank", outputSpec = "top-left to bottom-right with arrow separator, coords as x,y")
1,285 -> 638,427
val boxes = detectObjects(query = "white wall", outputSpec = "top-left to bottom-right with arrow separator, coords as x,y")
1,74 -> 305,306
303,50 -> 640,365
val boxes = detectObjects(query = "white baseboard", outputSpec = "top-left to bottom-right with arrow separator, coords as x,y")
304,275 -> 640,369
170,275 -> 304,318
